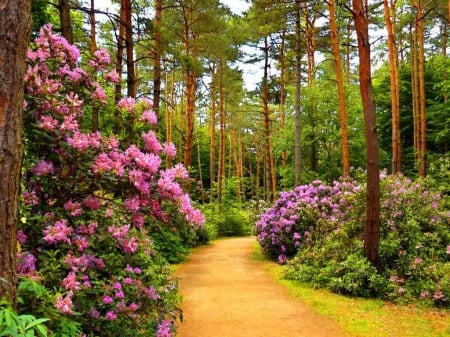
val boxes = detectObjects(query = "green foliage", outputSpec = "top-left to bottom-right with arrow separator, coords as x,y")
0,300 -> 49,337
199,202 -> 253,239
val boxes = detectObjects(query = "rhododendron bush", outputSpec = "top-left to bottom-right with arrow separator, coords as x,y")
257,171 -> 450,306
18,25 -> 204,336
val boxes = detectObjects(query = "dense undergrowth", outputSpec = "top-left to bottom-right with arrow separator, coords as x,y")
256,166 -> 450,307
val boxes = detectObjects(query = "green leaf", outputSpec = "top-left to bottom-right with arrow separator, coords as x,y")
35,324 -> 48,337
25,318 -> 50,330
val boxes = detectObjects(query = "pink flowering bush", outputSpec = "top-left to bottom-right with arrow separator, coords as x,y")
19,24 -> 204,336
281,171 -> 450,306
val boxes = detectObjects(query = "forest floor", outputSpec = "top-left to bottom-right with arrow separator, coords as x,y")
175,236 -> 352,337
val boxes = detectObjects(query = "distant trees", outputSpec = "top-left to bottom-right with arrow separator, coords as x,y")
25,0 -> 449,202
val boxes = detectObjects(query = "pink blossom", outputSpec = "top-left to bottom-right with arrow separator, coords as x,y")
55,292 -> 74,314
125,196 -> 141,212
66,131 -> 91,151
105,311 -> 117,321
140,109 -> 157,124
62,272 -> 81,291
83,195 -> 100,210
23,190 -> 39,206
128,302 -> 139,311
114,290 -> 125,299
93,153 -> 113,173
92,83 -> 107,103
17,229 -> 27,244
108,224 -> 130,240
105,135 -> 120,150
60,115 -> 79,131
134,152 -> 161,174
31,160 -> 54,176
104,70 -> 120,83
162,142 -> 176,158
120,236 -> 138,254
74,236 -> 90,251
39,115 -> 59,131
145,286 -> 159,300
103,295 -> 114,304
123,277 -> 133,285
132,214 -> 145,228
64,200 -> 83,217
156,320 -> 172,337
118,97 -> 136,112
43,219 -> 73,245
142,131 -> 162,153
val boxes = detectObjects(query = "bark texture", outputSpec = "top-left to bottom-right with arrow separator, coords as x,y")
352,0 -> 381,269
0,0 -> 32,303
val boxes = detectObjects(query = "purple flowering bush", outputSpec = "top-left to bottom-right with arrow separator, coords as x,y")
18,25 -> 204,336
280,172 -> 450,306
255,179 -> 358,264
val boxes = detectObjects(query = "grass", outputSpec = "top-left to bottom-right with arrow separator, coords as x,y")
253,243 -> 450,337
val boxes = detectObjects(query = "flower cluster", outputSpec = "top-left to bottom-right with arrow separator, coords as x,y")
19,24 -> 200,336
255,179 -> 358,263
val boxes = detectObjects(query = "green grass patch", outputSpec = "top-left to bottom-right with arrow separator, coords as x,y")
253,243 -> 450,337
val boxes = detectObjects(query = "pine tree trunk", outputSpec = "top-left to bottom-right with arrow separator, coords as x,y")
58,0 -> 73,44
209,62 -> 217,201
329,0 -> 350,177
114,1 -> 126,134
153,0 -> 162,129
352,0 -> 381,270
294,1 -> 302,186
383,0 -> 402,173
90,0 -> 100,132
218,59 -> 225,204
262,37 -> 274,201
0,0 -> 32,305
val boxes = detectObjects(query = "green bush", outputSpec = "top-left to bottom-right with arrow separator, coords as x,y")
199,202 -> 253,239
0,299 -> 50,337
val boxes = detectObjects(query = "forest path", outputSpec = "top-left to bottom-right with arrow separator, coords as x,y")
175,236 -> 351,337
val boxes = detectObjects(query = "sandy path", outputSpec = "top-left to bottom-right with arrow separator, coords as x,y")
175,236 -> 350,337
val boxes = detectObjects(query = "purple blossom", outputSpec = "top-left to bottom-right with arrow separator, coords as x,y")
31,160 -> 54,176
156,320 -> 172,337
105,311 -> 117,321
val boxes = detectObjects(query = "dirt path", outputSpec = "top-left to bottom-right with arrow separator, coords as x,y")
175,236 -> 350,337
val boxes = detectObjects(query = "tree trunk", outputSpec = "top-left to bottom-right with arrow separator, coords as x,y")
153,0 -> 162,129
279,29 -> 287,169
415,1 -> 427,177
209,62 -> 217,201
182,4 -> 197,169
329,0 -> 350,178
294,1 -> 302,186
114,0 -> 126,134
262,36 -> 275,201
218,59 -> 225,204
352,0 -> 381,270
58,0 -> 73,44
0,0 -> 32,305
124,0 -> 135,98
90,0 -> 100,132
383,0 -> 402,174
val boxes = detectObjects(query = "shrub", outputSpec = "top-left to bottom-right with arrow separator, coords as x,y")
267,172 -> 450,306
19,25 -> 204,336
255,179 -> 359,263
